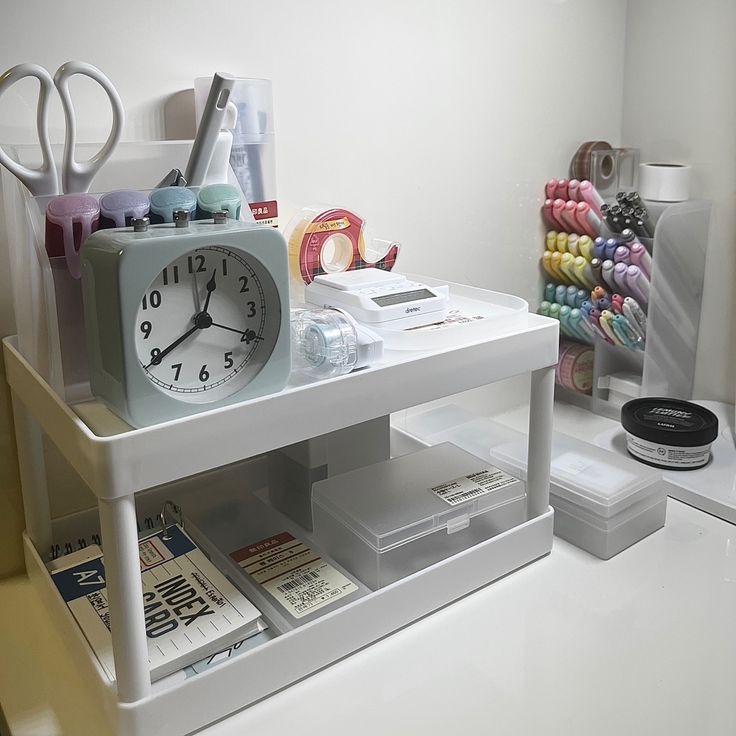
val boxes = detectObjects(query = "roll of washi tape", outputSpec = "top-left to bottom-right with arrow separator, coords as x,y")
556,339 -> 594,395
570,141 -> 612,182
286,207 -> 400,285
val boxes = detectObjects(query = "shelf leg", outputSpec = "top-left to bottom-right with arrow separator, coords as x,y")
526,366 -> 554,519
10,396 -> 52,555
98,495 -> 150,702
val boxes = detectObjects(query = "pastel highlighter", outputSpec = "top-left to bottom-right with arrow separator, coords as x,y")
626,265 -> 650,305
567,233 -> 580,257
553,199 -> 568,231
573,256 -> 595,288
546,230 -> 559,250
568,179 -> 581,202
560,252 -> 580,285
561,200 -> 580,233
613,262 -> 630,293
554,178 -> 569,200
542,251 -> 560,280
577,235 -> 594,261
45,194 -> 100,279
614,245 -> 631,265
575,201 -> 600,237
545,179 -> 559,200
556,232 -> 569,253
579,180 -> 605,218
601,259 -> 617,291
629,241 -> 652,278
543,200 -> 560,229
149,186 -> 197,223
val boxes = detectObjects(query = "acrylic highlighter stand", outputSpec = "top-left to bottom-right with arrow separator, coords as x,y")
2,142 -> 559,736
556,199 -> 712,418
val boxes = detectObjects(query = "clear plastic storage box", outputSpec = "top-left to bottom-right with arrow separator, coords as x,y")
490,432 -> 666,559
312,442 -> 527,588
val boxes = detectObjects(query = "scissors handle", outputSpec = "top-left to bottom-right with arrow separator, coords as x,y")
0,63 -> 59,196
53,61 -> 124,194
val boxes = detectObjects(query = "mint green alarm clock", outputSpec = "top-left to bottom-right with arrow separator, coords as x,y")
81,216 -> 291,427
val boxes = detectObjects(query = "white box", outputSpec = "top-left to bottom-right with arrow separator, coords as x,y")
491,432 -> 666,559
312,443 -> 527,588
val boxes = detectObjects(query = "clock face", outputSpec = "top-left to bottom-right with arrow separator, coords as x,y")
134,245 -> 282,404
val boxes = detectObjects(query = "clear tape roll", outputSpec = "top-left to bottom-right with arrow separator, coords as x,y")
638,162 -> 691,202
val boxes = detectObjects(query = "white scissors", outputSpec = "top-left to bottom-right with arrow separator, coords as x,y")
0,61 -> 124,196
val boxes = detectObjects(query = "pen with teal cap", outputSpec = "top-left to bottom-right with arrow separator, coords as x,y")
197,182 -> 242,220
569,308 -> 594,343
581,299 -> 594,315
555,284 -> 568,305
565,285 -> 578,307
558,305 -> 579,339
614,313 -> 644,350
544,283 -> 557,302
574,288 -> 588,308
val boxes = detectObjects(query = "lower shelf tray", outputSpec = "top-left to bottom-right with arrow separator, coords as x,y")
24,503 -> 553,736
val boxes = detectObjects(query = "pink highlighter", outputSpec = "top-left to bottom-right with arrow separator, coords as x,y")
545,179 -> 559,200
579,180 -> 605,218
574,201 -> 600,237
542,199 -> 559,229
552,199 -> 569,231
554,178 -> 569,200
611,293 -> 625,314
568,179 -> 581,202
561,200 -> 581,233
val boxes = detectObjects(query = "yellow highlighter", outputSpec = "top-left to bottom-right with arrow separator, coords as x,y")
567,233 -> 580,257
599,309 -> 621,345
542,251 -> 560,280
555,232 -> 569,254
573,255 -> 596,289
560,252 -> 581,285
546,230 -> 558,251
550,251 -> 567,282
578,235 -> 594,261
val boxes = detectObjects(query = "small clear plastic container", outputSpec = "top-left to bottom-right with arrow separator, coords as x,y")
490,432 -> 666,559
312,442 -> 527,588
186,491 -> 370,634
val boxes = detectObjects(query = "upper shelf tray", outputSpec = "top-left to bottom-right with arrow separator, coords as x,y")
4,282 -> 558,500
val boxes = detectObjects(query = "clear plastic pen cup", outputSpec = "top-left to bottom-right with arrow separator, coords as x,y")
194,77 -> 277,227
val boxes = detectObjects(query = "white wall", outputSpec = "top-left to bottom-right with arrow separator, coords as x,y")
622,0 -> 736,402
0,0 -> 628,575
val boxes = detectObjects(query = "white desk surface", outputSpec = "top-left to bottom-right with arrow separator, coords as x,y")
2,404 -> 736,736
2,497 -> 735,736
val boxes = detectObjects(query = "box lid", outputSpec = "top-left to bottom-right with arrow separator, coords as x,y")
490,431 -> 662,518
312,442 -> 526,552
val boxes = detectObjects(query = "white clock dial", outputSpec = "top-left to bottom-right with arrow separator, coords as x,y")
134,245 -> 281,404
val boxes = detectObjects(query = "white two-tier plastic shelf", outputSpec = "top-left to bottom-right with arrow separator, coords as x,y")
3,290 -> 559,736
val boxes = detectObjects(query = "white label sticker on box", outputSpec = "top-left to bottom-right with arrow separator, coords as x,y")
231,533 -> 357,619
431,468 -> 517,506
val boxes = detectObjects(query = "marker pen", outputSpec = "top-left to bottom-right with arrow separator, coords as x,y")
611,314 -> 635,349
538,300 -> 552,318
611,293 -> 624,313
629,241 -> 652,278
590,257 -> 603,285
575,201 -> 601,237
597,297 -> 611,311
579,180 -> 604,217
549,302 -> 562,321
593,236 -> 607,260
601,260 -> 617,292
566,284 -> 579,307
614,245 -> 631,265
553,199 -> 569,231
555,284 -> 569,305
542,251 -> 560,280
568,179 -> 581,202
554,179 -> 569,201
581,299 -> 594,315
622,303 -> 646,340
551,251 -> 566,281
614,314 -> 644,349
546,230 -> 559,251
567,233 -> 580,257
561,200 -> 580,233
556,231 -> 569,254
575,288 -> 588,308
544,199 -> 564,230
573,255 -> 595,289
544,283 -> 557,302
604,238 -> 620,261
624,296 -> 647,335
590,308 -> 615,344
545,179 -> 558,200
571,309 -> 596,343
578,235 -> 594,261
616,191 -> 628,204
591,285 -> 608,303
626,265 -> 650,305
613,262 -> 630,294
560,252 -> 581,285
559,305 -> 575,338
599,310 -> 621,345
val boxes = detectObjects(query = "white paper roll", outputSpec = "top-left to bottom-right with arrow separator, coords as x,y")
638,162 -> 691,202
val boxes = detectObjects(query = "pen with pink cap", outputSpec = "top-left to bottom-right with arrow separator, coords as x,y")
574,201 -> 600,237
545,179 -> 558,200
568,179 -> 582,202
553,199 -> 570,232
542,199 -> 560,229
554,179 -> 569,200
561,200 -> 580,233
579,180 -> 605,218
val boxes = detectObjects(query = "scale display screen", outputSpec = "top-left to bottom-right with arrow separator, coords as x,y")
372,288 -> 436,307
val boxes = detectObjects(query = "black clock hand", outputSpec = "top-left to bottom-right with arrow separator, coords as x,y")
147,323 -> 200,368
210,322 -> 263,343
202,270 -> 216,314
